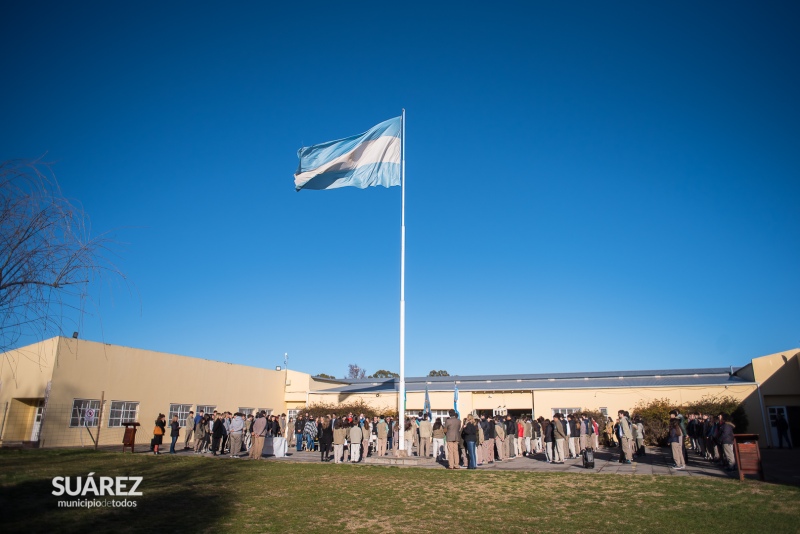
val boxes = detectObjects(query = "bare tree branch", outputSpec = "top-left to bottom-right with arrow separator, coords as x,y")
0,158 -> 128,354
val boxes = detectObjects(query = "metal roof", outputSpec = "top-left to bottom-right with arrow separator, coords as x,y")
312,369 -> 751,394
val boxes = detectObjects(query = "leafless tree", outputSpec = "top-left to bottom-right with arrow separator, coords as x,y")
0,158 -> 126,354
347,363 -> 366,379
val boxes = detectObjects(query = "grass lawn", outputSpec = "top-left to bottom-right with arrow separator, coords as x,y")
1,449 -> 799,533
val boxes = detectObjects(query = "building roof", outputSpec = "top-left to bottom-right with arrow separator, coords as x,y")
311,367 -> 752,394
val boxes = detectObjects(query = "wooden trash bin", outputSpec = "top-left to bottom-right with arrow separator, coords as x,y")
733,433 -> 764,482
122,422 -> 141,453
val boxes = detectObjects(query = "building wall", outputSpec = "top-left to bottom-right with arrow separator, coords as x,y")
0,338 -> 57,444
753,350 -> 800,395
38,338 -> 290,448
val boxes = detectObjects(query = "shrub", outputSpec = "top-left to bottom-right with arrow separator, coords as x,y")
292,399 -> 396,420
685,394 -> 749,434
632,398 -> 674,446
632,395 -> 749,446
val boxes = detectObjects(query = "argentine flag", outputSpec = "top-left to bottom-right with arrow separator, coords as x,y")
294,116 -> 401,192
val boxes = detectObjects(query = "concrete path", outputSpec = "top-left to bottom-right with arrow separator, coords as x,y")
151,444 -> 800,485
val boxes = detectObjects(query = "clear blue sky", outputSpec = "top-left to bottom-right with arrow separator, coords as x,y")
2,2 -> 798,377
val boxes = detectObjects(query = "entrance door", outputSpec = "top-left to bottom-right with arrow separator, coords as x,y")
767,406 -> 787,447
30,400 -> 44,441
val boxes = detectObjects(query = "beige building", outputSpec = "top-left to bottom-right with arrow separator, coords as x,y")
0,337 -> 797,449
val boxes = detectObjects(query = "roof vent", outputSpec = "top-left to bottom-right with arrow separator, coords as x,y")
486,380 -> 492,383
516,379 -> 522,382
455,380 -> 461,384
655,375 -> 661,379
548,378 -> 555,382
584,377 -> 589,381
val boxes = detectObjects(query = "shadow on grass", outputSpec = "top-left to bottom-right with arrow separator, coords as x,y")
0,452 -> 233,533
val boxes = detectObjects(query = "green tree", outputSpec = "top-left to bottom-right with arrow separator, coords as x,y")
315,373 -> 336,379
427,370 -> 450,377
369,369 -> 399,378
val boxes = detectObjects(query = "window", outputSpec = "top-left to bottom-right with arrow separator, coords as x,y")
258,408 -> 273,416
108,401 -> 139,427
287,409 -> 299,420
238,407 -> 255,417
70,399 -> 100,427
196,405 -> 216,417
599,407 -> 608,417
430,410 -> 450,422
169,404 -> 192,426
551,407 -> 581,417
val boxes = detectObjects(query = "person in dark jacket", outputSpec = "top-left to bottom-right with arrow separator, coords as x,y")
718,413 -> 736,471
481,416 -> 495,464
211,414 -> 225,456
505,416 -> 517,459
152,414 -> 166,455
319,416 -> 334,461
295,416 -> 305,451
169,415 -> 180,454
462,415 -> 479,469
776,413 -> 791,448
669,419 -> 685,469
543,419 -> 554,462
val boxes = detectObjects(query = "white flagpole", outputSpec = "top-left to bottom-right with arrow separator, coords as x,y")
398,108 -> 406,451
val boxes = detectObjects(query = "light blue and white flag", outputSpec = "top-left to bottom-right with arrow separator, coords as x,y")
424,384 -> 431,417
294,116 -> 401,192
453,385 -> 460,418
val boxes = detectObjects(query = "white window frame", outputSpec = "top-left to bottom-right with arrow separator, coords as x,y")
196,405 -> 216,417
108,401 -> 139,427
430,410 -> 451,422
70,399 -> 100,427
169,404 -> 192,427
287,409 -> 299,420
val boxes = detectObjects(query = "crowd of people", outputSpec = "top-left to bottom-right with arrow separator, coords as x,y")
150,407 -> 740,473
666,409 -> 739,471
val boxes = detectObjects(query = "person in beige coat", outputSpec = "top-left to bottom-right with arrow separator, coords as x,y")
332,420 -> 347,464
418,415 -> 432,457
494,419 -> 506,461
444,410 -> 462,469
349,422 -> 363,463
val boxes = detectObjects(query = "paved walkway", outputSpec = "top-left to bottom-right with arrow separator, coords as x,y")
146,444 -> 800,485
260,445 -> 799,484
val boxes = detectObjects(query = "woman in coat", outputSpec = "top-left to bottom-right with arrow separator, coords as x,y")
152,413 -> 166,455
462,414 -> 479,469
319,416 -> 334,462
169,415 -> 180,454
404,418 -> 415,456
432,419 -> 445,462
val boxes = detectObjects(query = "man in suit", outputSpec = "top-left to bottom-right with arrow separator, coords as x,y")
444,410 -> 462,469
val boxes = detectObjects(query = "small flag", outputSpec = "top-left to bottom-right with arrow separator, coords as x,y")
453,384 -> 460,418
424,384 -> 431,417
294,116 -> 401,192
